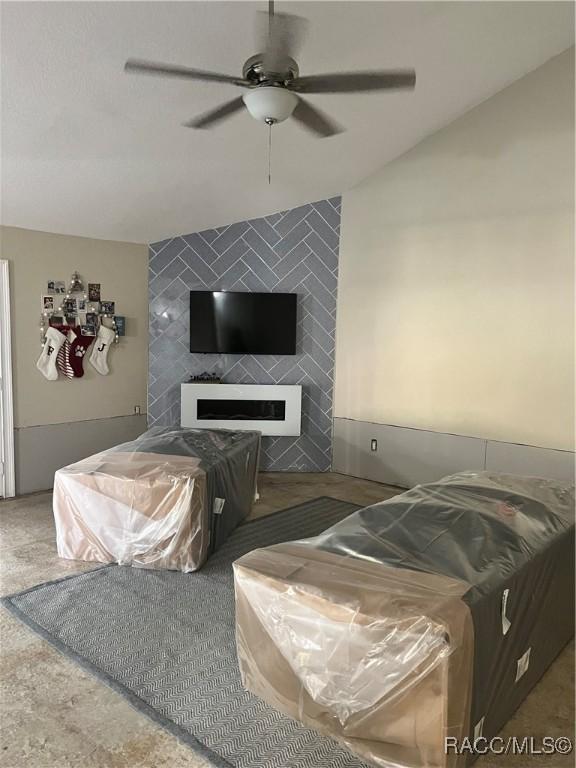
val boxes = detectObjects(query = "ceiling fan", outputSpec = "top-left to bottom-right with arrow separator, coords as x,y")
125,1 -> 416,138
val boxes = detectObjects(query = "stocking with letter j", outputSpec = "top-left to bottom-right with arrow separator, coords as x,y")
89,326 -> 115,375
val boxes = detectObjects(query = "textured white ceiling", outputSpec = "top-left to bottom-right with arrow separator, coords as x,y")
1,1 -> 574,243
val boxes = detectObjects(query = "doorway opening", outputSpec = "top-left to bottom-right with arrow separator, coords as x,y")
0,260 -> 15,497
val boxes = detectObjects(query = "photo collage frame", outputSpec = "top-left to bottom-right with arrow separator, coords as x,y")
40,272 -> 125,345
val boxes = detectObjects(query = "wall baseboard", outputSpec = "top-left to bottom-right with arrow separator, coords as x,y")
14,414 -> 148,494
333,417 -> 575,487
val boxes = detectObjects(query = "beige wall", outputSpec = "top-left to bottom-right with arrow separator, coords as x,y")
1,226 -> 148,427
1,226 -> 149,492
335,48 -> 574,452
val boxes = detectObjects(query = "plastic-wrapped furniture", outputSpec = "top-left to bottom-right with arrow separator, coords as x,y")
54,427 -> 260,572
234,472 -> 574,767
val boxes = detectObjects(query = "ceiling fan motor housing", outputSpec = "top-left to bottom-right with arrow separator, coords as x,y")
242,86 -> 299,124
242,54 -> 299,84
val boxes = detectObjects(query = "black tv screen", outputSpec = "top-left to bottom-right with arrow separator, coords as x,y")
189,291 -> 297,355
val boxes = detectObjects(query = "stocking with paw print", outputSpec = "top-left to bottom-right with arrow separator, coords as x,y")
69,327 -> 95,378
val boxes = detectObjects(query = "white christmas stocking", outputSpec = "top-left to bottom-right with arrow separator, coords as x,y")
89,325 -> 115,375
36,327 -> 66,381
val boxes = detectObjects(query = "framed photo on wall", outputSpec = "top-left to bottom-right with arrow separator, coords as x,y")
100,301 -> 115,314
63,298 -> 77,315
114,316 -> 126,336
41,295 -> 54,312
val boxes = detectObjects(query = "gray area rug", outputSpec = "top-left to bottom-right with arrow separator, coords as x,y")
3,497 -> 374,768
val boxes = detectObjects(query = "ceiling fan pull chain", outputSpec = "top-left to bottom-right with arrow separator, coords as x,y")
267,120 -> 273,185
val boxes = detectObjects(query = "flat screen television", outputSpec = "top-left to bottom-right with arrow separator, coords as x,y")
189,291 -> 297,355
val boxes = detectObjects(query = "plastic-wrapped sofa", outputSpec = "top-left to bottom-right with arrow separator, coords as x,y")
54,426 -> 260,572
234,472 -> 574,767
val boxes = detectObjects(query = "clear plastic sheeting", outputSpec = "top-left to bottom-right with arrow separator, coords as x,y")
235,546 -> 473,768
294,471 -> 575,601
234,472 -> 575,768
54,427 -> 260,572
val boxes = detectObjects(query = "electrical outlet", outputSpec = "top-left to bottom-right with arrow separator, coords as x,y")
134,405 -> 141,415
371,438 -> 378,452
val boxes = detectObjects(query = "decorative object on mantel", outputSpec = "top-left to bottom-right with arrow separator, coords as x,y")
37,271 -> 124,379
187,372 -> 222,384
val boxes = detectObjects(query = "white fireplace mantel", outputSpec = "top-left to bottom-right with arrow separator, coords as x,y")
181,383 -> 302,436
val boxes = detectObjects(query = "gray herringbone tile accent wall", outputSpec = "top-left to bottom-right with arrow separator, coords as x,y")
148,196 -> 341,471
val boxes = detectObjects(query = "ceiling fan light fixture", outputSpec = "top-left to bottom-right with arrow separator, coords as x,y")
242,86 -> 298,124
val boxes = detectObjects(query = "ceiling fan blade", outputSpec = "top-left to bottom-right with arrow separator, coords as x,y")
256,11 -> 308,74
291,97 -> 343,138
125,59 -> 250,87
183,96 -> 246,129
289,70 -> 416,94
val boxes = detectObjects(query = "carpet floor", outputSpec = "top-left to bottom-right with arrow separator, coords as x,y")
3,497 -> 373,768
